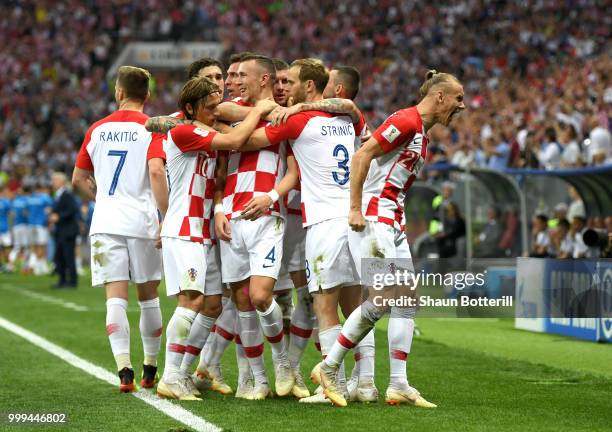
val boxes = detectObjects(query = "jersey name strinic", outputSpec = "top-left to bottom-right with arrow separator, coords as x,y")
265,111 -> 365,227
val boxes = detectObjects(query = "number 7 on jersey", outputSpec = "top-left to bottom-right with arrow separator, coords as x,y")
107,150 -> 128,195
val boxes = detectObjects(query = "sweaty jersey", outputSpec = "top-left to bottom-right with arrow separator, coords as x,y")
162,124 -> 217,244
223,99 -> 281,220
75,110 -> 163,239
0,198 -> 10,233
265,111 -> 365,227
27,192 -> 53,226
11,195 -> 29,226
364,106 -> 428,231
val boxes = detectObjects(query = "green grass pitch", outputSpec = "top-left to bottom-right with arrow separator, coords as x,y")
0,273 -> 610,432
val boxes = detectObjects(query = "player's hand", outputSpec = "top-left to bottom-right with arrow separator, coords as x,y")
215,212 -> 231,241
49,213 -> 59,224
270,104 -> 302,126
256,99 -> 279,116
348,209 -> 366,232
241,195 -> 272,220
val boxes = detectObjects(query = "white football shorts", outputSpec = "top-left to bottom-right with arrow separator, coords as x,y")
90,233 -> 161,287
220,216 -> 284,283
0,231 -> 11,247
282,214 -> 306,272
12,224 -> 31,248
31,226 -> 49,246
305,217 -> 359,293
204,243 -> 223,296
162,237 -> 209,297
348,220 -> 413,287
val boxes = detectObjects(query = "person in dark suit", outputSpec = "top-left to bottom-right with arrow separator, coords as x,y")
49,172 -> 80,288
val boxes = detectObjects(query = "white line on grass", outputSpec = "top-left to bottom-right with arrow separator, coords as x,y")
0,316 -> 222,432
0,284 -> 89,312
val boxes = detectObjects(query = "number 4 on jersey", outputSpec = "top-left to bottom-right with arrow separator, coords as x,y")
107,150 -> 128,195
263,246 -> 276,268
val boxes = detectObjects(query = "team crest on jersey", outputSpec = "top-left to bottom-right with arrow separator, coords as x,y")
382,124 -> 400,143
193,128 -> 209,137
187,268 -> 198,281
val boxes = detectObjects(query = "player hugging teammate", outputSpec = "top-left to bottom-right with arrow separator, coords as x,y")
76,54 -> 464,407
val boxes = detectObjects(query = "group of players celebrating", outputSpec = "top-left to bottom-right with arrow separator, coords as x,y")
72,51 -> 465,408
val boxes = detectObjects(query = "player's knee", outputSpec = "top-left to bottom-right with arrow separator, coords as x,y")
362,299 -> 386,324
250,291 -> 272,311
201,296 -> 223,318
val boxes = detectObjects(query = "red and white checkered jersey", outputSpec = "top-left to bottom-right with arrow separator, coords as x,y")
223,99 -> 281,219
75,110 -> 163,239
265,111 -> 365,227
363,106 -> 428,231
161,124 -> 217,244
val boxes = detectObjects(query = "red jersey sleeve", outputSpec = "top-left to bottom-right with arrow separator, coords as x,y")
75,127 -> 94,171
264,113 -> 309,145
170,124 -> 217,153
146,133 -> 166,161
372,111 -> 418,154
353,112 -> 366,137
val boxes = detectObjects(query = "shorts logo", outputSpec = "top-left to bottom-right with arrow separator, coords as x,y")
381,124 -> 400,143
193,128 -> 209,138
187,268 -> 198,282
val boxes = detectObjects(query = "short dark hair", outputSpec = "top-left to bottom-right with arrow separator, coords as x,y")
558,218 -> 570,230
241,54 -> 276,79
187,58 -> 224,79
333,66 -> 360,99
535,214 -> 548,225
272,58 -> 289,72
229,51 -> 256,65
291,58 -> 329,93
178,77 -> 221,120
116,66 -> 150,102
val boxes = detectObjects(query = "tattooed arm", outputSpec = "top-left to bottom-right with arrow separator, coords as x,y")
270,98 -> 361,125
144,116 -> 211,134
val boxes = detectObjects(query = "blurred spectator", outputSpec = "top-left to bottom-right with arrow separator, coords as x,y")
536,127 -> 561,170
566,186 -> 586,222
558,123 -> 582,168
435,202 -> 466,258
475,207 -> 502,257
550,218 -> 573,259
529,214 -> 551,257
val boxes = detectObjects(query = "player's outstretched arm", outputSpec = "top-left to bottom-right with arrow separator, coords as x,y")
216,100 -> 280,123
349,137 -> 385,232
241,154 -> 299,221
212,99 -> 277,151
271,98 -> 361,125
145,116 -> 191,133
72,167 -> 96,201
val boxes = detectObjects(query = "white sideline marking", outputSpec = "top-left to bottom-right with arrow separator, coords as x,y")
0,284 -> 89,312
0,316 -> 222,432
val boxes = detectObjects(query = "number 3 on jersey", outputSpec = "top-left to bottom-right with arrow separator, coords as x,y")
332,144 -> 349,185
107,150 -> 128,196
263,246 -> 276,268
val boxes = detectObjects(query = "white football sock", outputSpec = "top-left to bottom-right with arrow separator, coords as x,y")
181,313 -> 216,373
138,298 -> 162,367
234,317 -> 251,382
288,286 -> 314,369
388,307 -> 415,387
257,299 -> 287,363
207,300 -> 236,367
356,329 -> 375,381
319,325 -> 346,386
106,298 -> 131,371
163,307 -> 196,381
238,310 -> 267,384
